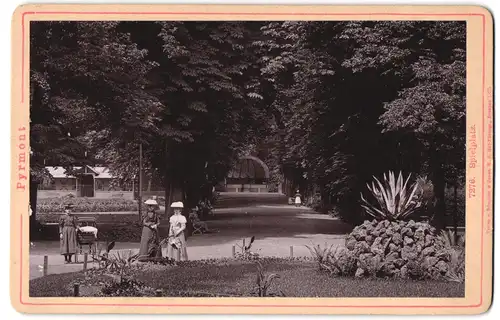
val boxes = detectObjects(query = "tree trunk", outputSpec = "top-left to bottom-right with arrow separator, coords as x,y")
453,183 -> 458,241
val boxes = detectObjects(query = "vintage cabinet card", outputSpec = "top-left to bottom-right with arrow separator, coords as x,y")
10,4 -> 493,315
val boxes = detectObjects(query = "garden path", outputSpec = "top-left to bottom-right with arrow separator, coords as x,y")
30,205 -> 351,280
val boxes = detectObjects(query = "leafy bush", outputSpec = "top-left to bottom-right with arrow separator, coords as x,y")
37,197 -> 144,213
360,171 -> 424,221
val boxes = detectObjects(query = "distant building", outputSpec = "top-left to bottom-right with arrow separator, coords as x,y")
223,155 -> 271,193
38,166 -> 136,199
39,155 -> 277,199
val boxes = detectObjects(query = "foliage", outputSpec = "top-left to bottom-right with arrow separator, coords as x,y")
444,247 -> 465,283
306,243 -> 335,270
256,21 -> 465,226
360,171 -> 424,221
439,229 -> 465,248
30,21 -> 466,228
37,197 -> 143,213
100,277 -> 157,297
306,244 -> 356,276
252,261 -> 285,297
30,21 -> 270,212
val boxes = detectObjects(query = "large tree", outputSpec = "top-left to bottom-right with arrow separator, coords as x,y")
255,21 -> 466,226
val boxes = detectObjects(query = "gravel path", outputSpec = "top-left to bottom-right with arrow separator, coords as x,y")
30,205 -> 351,280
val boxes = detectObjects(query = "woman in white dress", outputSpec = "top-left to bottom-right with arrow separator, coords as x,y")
168,201 -> 188,261
294,190 -> 302,207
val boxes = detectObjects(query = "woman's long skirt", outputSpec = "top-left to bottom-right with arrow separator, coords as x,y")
139,227 -> 155,258
60,226 -> 78,255
295,196 -> 302,205
168,231 -> 188,261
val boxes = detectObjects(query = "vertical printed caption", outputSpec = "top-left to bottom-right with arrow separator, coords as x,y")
485,87 -> 493,234
17,126 -> 28,192
468,125 -> 477,201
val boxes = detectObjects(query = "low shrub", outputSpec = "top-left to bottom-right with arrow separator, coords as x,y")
99,277 -> 157,297
37,196 -> 144,213
306,244 -> 356,277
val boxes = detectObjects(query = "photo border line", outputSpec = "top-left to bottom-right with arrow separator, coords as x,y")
18,10 -> 487,310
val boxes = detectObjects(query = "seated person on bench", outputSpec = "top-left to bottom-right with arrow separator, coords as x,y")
189,208 -> 210,234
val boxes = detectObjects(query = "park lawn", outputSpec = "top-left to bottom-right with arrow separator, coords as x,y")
30,260 -> 464,298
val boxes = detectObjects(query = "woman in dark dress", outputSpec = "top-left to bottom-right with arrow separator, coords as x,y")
59,204 -> 79,263
138,199 -> 161,260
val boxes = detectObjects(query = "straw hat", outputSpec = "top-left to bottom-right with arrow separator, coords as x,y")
170,201 -> 184,208
144,199 -> 158,206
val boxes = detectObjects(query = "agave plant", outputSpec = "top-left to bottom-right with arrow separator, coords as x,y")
360,171 -> 423,221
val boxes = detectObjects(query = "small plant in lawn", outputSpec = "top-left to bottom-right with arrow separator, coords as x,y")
235,236 -> 259,260
305,243 -> 334,270
356,253 -> 387,278
445,247 -> 465,283
252,261 -> 284,297
306,244 -> 356,276
92,241 -> 138,277
360,171 -> 424,221
92,241 -> 116,269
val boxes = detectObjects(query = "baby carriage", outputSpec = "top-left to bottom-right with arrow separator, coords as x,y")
77,216 -> 99,256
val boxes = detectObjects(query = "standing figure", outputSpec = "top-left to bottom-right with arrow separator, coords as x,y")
168,201 -> 189,261
138,199 -> 161,260
294,190 -> 302,207
59,204 -> 79,263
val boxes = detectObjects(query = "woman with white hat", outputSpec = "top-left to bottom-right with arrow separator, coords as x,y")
294,190 -> 302,207
168,201 -> 188,261
138,198 -> 161,259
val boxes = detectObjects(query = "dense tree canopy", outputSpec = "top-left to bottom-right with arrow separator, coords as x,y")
30,20 -> 466,227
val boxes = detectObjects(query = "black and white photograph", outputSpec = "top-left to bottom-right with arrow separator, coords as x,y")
26,18 -> 469,299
